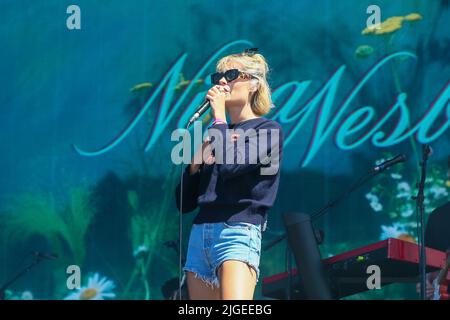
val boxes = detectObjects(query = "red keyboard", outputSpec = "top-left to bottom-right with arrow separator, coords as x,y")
262,238 -> 449,299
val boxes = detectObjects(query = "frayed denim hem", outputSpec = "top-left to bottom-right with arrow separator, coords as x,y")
184,268 -> 220,289
214,259 -> 260,285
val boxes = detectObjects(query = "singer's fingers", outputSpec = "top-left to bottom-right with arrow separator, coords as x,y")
208,88 -> 225,99
214,86 -> 228,96
208,86 -> 220,95
212,86 -> 221,94
214,85 -> 229,93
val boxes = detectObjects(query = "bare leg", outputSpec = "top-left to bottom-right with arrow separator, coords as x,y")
218,260 -> 257,300
186,271 -> 220,300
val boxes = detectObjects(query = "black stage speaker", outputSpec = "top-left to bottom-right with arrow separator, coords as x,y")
283,212 -> 333,300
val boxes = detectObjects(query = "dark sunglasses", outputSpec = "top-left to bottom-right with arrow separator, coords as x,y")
210,69 -> 255,85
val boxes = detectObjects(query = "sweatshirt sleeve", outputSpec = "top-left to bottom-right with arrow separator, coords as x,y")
208,121 -> 283,181
175,165 -> 201,213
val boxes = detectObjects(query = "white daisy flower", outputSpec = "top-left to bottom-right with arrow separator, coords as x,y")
390,173 -> 402,180
366,193 -> 383,212
400,207 -> 414,217
396,181 -> 412,199
64,273 -> 116,300
399,203 -> 414,218
397,181 -> 411,193
20,291 -> 33,300
429,186 -> 448,199
380,223 -> 407,240
365,193 -> 378,202
370,201 -> 383,212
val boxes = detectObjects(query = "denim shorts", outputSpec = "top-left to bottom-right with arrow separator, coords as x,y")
183,222 -> 262,288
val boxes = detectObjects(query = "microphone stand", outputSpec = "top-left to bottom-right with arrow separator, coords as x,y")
285,243 -> 293,300
0,254 -> 46,300
262,160 -> 402,299
309,170 -> 379,222
263,167 -> 385,250
413,145 -> 431,300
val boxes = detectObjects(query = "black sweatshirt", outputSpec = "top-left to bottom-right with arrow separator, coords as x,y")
175,117 -> 283,227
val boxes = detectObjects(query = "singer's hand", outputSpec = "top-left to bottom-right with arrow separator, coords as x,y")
206,85 -> 229,120
189,140 -> 215,174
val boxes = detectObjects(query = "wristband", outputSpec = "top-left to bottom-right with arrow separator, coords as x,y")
209,118 -> 227,128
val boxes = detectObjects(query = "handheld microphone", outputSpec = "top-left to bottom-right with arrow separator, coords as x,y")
186,85 -> 230,127
187,100 -> 210,126
32,251 -> 59,260
373,154 -> 407,172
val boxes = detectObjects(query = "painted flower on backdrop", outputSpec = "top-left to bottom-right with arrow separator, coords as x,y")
361,12 -> 423,35
380,223 -> 407,240
390,173 -> 402,180
429,185 -> 448,199
396,181 -> 412,199
399,203 -> 414,218
65,273 -> 116,300
365,193 -> 383,212
4,290 -> 34,300
366,154 -> 449,241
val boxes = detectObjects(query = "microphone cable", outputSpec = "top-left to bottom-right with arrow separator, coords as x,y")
177,98 -> 212,299
178,123 -> 190,300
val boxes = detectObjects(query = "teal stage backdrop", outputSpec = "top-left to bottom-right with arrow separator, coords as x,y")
0,0 -> 449,300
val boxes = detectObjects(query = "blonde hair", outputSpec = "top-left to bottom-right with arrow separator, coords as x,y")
216,52 -> 272,116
